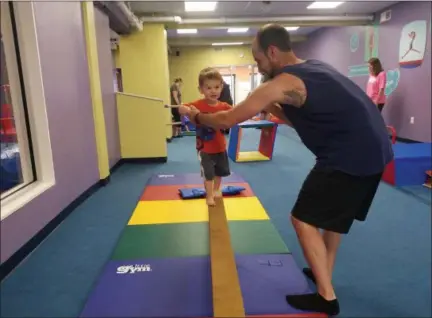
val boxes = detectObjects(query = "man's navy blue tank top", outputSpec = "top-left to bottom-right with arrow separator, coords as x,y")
277,59 -> 393,176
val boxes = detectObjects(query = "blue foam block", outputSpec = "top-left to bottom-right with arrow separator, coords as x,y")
393,142 -> 432,159
179,185 -> 246,199
80,256 -> 213,317
239,120 -> 276,128
393,143 -> 432,186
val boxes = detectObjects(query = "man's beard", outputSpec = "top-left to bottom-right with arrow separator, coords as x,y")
264,67 -> 277,79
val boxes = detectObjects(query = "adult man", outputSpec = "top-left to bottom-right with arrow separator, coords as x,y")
179,24 -> 393,316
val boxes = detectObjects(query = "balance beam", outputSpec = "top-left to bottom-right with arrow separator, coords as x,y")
209,197 -> 246,317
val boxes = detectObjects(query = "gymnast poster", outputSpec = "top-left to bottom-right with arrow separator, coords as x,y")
364,24 -> 379,61
399,20 -> 427,68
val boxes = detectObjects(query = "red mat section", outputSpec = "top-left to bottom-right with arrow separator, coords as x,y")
140,182 -> 255,201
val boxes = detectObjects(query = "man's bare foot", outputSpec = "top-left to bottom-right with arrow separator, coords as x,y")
206,196 -> 216,206
214,190 -> 223,198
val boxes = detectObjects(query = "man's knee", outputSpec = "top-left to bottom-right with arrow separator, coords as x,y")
290,214 -> 299,226
290,214 -> 311,231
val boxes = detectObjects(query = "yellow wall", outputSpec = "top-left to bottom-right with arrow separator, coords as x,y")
169,46 -> 255,102
117,94 -> 167,159
119,24 -> 171,139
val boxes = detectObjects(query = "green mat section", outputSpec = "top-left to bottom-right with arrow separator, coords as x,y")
111,220 -> 289,260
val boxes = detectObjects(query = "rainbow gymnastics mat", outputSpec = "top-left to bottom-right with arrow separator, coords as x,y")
80,173 -> 327,317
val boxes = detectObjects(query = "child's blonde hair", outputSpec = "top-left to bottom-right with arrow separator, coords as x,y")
198,67 -> 223,86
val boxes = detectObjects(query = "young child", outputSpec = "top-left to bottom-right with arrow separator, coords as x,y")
183,67 -> 232,206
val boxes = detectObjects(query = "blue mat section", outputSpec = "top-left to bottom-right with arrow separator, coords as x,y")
147,172 -> 244,186
393,143 -> 432,186
80,256 -> 213,317
79,254 -> 315,317
238,254 -> 315,315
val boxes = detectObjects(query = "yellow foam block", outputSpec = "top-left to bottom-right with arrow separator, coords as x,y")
128,196 -> 269,225
237,151 -> 270,162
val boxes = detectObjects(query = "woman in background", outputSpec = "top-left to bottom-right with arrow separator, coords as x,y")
170,78 -> 183,137
366,58 -> 387,113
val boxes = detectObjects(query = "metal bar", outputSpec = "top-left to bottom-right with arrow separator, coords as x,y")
165,104 -> 181,108
116,92 -> 164,102
209,197 -> 245,317
179,15 -> 374,24
167,122 -> 182,125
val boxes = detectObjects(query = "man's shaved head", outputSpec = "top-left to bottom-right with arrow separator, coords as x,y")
255,24 -> 292,53
252,24 -> 294,78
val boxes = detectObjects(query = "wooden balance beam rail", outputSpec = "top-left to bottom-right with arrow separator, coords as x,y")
209,197 -> 246,317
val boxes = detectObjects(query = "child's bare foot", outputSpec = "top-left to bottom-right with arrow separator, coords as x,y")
206,196 -> 216,206
214,190 -> 223,198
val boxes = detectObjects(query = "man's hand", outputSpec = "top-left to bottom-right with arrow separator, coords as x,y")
264,103 -> 293,127
178,105 -> 200,123
178,105 -> 190,116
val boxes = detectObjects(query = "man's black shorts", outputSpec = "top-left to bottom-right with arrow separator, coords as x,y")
291,165 -> 383,234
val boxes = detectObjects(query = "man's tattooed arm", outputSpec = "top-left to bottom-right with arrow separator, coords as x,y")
282,88 -> 307,107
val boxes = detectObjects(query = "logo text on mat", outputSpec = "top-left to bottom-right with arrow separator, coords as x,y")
157,174 -> 174,178
116,264 -> 152,274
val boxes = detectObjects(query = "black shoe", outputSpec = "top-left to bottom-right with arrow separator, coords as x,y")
286,293 -> 340,316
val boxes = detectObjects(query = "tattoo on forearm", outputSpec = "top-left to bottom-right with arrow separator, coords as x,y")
283,89 -> 306,107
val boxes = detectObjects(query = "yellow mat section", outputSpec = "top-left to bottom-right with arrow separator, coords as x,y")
237,151 -> 270,162
128,196 -> 269,225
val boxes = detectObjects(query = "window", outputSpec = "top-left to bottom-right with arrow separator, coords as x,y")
114,68 -> 123,92
254,72 -> 262,88
251,65 -> 262,90
1,1 -> 55,220
222,74 -> 235,104
0,2 -> 36,199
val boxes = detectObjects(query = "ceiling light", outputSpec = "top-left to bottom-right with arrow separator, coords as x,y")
212,42 -> 244,46
185,2 -> 217,12
285,26 -> 300,31
227,28 -> 249,33
307,2 -> 344,9
177,29 -> 198,34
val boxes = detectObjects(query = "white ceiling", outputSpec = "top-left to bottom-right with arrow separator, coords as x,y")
129,1 -> 396,18
165,25 -> 319,38
126,1 -> 397,46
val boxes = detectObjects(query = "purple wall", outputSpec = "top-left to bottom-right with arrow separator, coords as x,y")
95,8 -> 121,168
294,1 -> 431,142
0,2 -> 99,263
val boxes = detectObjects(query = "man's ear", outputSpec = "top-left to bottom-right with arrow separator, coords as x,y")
268,45 -> 280,61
